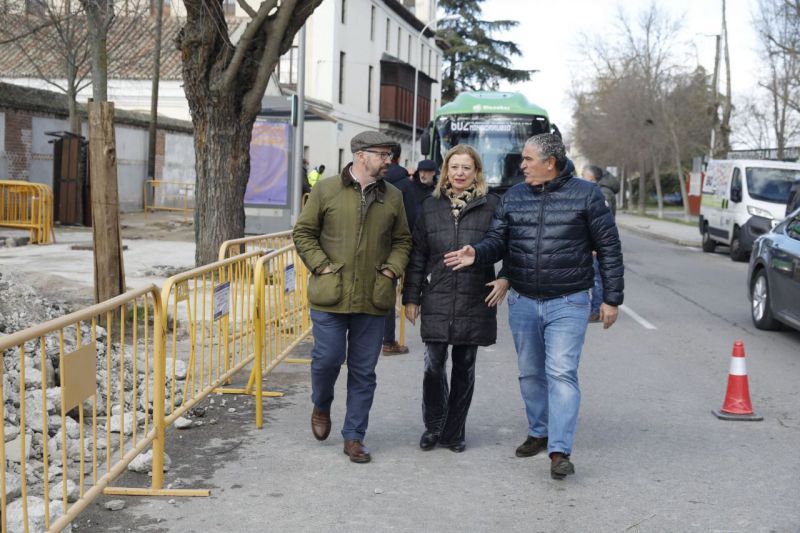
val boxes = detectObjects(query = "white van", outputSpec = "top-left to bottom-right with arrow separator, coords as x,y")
699,159 -> 800,261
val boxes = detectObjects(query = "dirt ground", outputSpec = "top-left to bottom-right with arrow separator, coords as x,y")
0,211 -> 196,309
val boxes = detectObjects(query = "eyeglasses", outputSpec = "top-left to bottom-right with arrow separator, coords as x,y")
363,150 -> 394,160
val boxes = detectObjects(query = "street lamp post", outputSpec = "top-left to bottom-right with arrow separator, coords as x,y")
411,18 -> 451,168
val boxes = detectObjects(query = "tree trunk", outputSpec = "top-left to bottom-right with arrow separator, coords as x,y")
192,107 -> 252,266
638,167 -> 646,216
652,154 -> 663,219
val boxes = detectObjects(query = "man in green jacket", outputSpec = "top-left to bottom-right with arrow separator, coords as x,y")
293,130 -> 412,463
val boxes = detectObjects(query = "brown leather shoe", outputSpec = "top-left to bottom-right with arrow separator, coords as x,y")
343,439 -> 371,463
382,341 -> 409,355
311,407 -> 331,441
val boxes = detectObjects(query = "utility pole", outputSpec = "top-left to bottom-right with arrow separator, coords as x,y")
718,0 -> 733,157
291,25 -> 307,225
709,33 -> 721,159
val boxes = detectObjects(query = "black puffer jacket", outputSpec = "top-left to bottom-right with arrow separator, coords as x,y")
403,193 -> 501,346
474,160 -> 624,305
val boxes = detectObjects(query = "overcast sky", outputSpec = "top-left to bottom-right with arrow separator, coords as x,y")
479,0 -> 761,142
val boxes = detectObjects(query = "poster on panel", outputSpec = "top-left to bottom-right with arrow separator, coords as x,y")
245,119 -> 290,206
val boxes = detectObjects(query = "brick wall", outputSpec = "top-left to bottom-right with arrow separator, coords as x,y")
3,108 -> 32,180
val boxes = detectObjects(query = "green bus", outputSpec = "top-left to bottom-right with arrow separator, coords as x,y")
420,91 -> 556,192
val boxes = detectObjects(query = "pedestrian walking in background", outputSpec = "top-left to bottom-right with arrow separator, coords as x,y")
580,164 -> 618,322
302,158 -> 312,195
444,133 -> 624,480
307,164 -> 325,188
403,145 -> 508,453
381,145 -> 412,355
402,159 -> 438,230
293,131 -> 412,463
383,144 -> 411,192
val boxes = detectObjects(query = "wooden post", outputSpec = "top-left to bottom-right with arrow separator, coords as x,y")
88,101 -> 125,303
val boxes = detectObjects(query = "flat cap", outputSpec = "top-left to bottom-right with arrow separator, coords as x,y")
417,159 -> 437,171
351,130 -> 397,153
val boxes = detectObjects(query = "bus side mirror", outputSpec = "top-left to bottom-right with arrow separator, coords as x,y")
420,131 -> 430,156
731,187 -> 742,203
551,123 -> 562,139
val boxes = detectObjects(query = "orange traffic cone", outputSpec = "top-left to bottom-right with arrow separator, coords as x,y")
712,340 -> 763,421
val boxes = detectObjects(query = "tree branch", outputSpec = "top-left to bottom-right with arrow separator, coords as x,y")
237,0 -> 257,18
242,0 -> 301,116
219,0 -> 279,92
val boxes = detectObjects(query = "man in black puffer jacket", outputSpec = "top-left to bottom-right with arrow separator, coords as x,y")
444,133 -> 624,481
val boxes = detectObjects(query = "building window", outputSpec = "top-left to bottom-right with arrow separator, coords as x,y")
420,43 -> 425,70
339,52 -> 345,104
385,18 -> 390,50
368,66 -> 373,113
428,49 -> 432,76
370,6 -> 375,40
407,35 -> 411,63
222,0 -> 235,16
340,0 -> 345,23
397,27 -> 401,57
278,46 -> 298,85
338,149 -> 345,173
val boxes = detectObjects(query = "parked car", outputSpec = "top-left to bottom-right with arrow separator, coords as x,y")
748,206 -> 800,331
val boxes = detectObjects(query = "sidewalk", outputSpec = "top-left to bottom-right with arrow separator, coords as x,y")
1,210 -> 707,531
615,211 -> 701,248
0,211 -> 195,305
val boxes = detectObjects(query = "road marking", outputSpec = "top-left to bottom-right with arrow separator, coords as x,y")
620,305 -> 657,330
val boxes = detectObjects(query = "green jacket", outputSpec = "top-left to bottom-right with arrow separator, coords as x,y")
293,164 -> 412,315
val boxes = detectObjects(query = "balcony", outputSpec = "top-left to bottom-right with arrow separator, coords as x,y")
379,54 -> 433,132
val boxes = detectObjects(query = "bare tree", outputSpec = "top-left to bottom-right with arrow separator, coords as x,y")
178,0 -> 322,266
753,0 -> 800,157
734,94 -> 776,149
572,2 -> 713,217
0,1 -> 90,133
0,0 -> 152,134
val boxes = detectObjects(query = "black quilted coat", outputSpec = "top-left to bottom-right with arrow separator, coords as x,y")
403,193 -> 501,346
474,161 -> 624,305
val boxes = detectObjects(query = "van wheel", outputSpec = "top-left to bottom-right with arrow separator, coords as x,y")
729,228 -> 748,262
701,224 -> 716,253
751,270 -> 780,330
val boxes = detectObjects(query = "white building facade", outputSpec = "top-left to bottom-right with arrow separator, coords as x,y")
265,0 -> 444,172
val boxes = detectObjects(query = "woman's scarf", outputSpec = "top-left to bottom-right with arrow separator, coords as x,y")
444,181 -> 477,219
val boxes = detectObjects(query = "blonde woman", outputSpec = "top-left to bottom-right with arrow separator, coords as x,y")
402,144 -> 507,452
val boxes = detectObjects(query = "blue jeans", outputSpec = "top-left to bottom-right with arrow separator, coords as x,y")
507,289 -> 590,456
590,257 -> 602,314
309,310 -> 385,441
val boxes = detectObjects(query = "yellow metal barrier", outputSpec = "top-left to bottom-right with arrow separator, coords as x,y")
251,245 -> 312,428
143,180 -> 194,219
0,180 -> 54,244
160,250 -> 268,428
0,286 -> 185,533
217,230 -> 294,261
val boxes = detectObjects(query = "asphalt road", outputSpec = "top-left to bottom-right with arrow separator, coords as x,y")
75,228 -> 800,533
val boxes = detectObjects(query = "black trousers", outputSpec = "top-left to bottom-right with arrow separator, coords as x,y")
422,342 -> 478,445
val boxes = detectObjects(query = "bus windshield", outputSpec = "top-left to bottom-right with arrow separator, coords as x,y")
436,114 -> 550,189
745,167 -> 800,203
